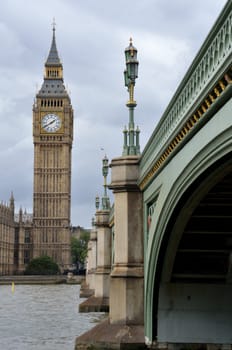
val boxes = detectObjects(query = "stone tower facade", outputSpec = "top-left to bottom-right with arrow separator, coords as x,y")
32,25 -> 73,270
0,195 -> 15,275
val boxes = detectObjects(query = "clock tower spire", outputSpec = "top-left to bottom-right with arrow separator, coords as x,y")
46,19 -> 60,64
44,19 -> 63,79
32,23 -> 73,271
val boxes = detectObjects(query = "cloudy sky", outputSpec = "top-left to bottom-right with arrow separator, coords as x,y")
0,0 -> 228,228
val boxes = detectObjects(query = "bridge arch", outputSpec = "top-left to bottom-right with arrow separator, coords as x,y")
145,125 -> 232,345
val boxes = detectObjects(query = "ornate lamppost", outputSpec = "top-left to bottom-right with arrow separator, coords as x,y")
95,155 -> 110,211
101,155 -> 110,210
95,195 -> 100,211
123,38 -> 140,156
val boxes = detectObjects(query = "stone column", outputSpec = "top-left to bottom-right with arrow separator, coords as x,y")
109,155 -> 144,325
94,209 -> 111,298
76,155 -> 145,347
86,225 -> 97,291
80,225 -> 97,299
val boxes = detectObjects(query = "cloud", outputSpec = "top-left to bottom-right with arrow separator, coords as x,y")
0,0 -> 228,228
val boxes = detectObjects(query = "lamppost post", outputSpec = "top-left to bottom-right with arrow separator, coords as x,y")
122,38 -> 140,156
101,155 -> 110,210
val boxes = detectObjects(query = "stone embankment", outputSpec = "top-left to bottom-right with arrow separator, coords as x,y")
0,274 -> 84,284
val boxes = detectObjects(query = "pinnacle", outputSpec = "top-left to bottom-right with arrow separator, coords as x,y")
46,24 -> 61,65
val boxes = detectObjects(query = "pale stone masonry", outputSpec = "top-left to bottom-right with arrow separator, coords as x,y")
0,196 -> 33,275
32,25 -> 73,270
0,26 -> 74,275
109,155 -> 144,325
94,209 -> 111,299
76,155 -> 145,348
0,199 -> 15,275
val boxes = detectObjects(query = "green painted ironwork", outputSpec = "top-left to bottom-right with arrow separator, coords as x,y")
142,1 -> 232,345
95,156 -> 110,211
122,38 -> 140,156
140,1 -> 232,181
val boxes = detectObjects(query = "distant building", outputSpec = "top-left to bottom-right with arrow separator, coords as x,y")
71,226 -> 91,240
32,23 -> 73,270
0,195 -> 15,275
0,25 -> 75,275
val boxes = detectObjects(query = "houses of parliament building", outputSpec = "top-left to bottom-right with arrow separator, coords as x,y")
0,25 -> 74,275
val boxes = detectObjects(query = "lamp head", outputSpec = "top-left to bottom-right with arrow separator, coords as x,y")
95,195 -> 100,210
124,38 -> 139,84
102,155 -> 109,177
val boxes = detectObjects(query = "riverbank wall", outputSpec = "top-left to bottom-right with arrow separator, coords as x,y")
0,275 -> 85,285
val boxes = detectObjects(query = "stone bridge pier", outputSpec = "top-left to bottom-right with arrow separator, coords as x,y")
76,155 -> 146,349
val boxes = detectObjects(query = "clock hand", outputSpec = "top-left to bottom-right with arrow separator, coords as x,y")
44,119 -> 56,128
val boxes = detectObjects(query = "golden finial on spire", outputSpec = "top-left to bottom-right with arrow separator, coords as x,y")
129,37 -> 134,56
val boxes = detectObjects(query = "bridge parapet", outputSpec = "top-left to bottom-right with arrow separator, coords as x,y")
140,2 -> 232,189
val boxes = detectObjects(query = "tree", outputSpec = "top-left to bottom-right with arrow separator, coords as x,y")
24,255 -> 60,275
71,230 -> 90,267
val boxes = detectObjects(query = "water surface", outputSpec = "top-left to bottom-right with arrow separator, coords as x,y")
0,284 -> 102,350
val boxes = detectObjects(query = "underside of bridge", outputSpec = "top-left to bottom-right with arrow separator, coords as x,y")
154,155 -> 232,346
172,168 -> 232,285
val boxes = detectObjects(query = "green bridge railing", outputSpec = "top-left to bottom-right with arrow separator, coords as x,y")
140,2 -> 232,188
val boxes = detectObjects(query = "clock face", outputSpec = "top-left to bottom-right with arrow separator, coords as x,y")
41,114 -> 61,133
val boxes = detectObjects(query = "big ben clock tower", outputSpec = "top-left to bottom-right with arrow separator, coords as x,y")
32,23 -> 73,270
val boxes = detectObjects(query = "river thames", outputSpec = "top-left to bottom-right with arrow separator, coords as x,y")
0,284 -> 102,350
